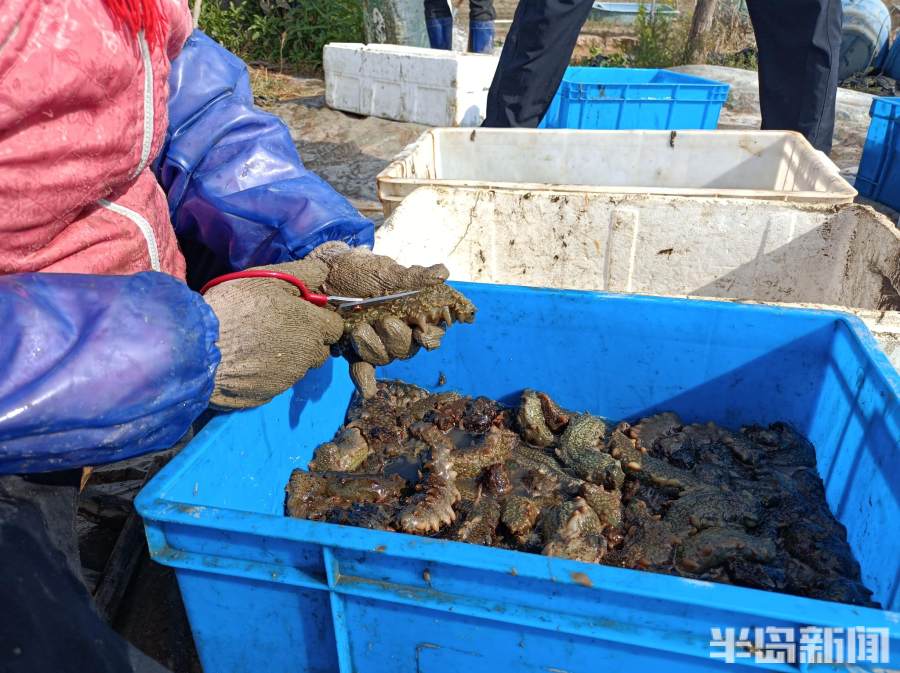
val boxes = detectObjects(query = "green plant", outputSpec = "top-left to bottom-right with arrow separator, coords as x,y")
573,47 -> 633,68
198,0 -> 364,70
630,5 -> 688,68
586,3 -> 756,71
716,46 -> 757,70
198,1 -> 258,57
601,51 -> 633,68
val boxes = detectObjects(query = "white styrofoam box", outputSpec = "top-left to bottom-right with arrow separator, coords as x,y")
374,186 -> 900,369
323,43 -> 499,127
376,129 -> 857,215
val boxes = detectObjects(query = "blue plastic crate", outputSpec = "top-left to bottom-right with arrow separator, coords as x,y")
856,97 -> 900,212
539,67 -> 729,130
137,284 -> 900,673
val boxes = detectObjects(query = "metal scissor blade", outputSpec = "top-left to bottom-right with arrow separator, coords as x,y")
333,289 -> 421,311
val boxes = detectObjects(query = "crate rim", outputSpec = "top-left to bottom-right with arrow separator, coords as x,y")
377,129 -> 859,205
137,286 -> 900,631
870,96 -> 900,120
135,484 -> 900,629
558,83 -> 730,102
561,66 -> 731,90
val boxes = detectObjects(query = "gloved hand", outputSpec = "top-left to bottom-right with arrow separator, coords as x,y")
307,242 -> 474,399
204,242 -> 466,409
203,258 -> 344,410
306,240 -> 449,297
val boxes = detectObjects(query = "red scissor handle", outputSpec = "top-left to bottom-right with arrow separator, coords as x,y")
199,270 -> 331,307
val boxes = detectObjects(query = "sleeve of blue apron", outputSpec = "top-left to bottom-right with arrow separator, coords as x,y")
156,29 -> 374,284
0,272 -> 220,474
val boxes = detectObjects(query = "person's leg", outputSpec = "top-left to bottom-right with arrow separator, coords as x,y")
423,0 -> 452,20
468,0 -> 496,53
0,473 -> 170,673
424,0 -> 453,49
469,0 -> 495,21
483,0 -> 594,127
747,0 -> 842,154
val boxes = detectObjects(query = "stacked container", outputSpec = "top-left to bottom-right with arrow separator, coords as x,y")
539,67 -> 729,130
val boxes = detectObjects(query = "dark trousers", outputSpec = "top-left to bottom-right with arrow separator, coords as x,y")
747,0 -> 842,154
483,0 -> 842,154
424,0 -> 496,22
0,473 -> 169,673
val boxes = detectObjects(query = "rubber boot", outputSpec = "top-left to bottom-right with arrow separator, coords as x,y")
426,17 -> 453,50
468,19 -> 495,54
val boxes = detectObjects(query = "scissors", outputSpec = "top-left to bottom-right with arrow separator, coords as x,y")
199,270 -> 421,312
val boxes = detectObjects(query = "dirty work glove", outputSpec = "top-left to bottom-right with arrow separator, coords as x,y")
304,242 -> 475,399
205,244 -> 472,408
306,241 -> 450,298
203,261 -> 344,410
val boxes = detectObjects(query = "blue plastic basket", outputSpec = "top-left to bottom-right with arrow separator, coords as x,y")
856,97 -> 900,212
883,37 -> 900,78
539,67 -> 730,130
137,284 -> 900,673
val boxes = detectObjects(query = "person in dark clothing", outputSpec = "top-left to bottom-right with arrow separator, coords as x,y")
483,0 -> 843,154
747,0 -> 842,153
425,0 -> 498,53
1,473 -> 171,673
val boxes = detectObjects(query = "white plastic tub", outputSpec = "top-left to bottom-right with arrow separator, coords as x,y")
374,186 -> 900,368
323,43 -> 499,127
376,128 -> 857,215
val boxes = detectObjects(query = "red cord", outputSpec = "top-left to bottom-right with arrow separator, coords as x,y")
103,0 -> 167,48
199,271 -> 331,307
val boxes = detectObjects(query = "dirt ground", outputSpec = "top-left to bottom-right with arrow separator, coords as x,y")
259,77 -> 426,225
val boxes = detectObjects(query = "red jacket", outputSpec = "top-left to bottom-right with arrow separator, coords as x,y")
0,0 -> 193,277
